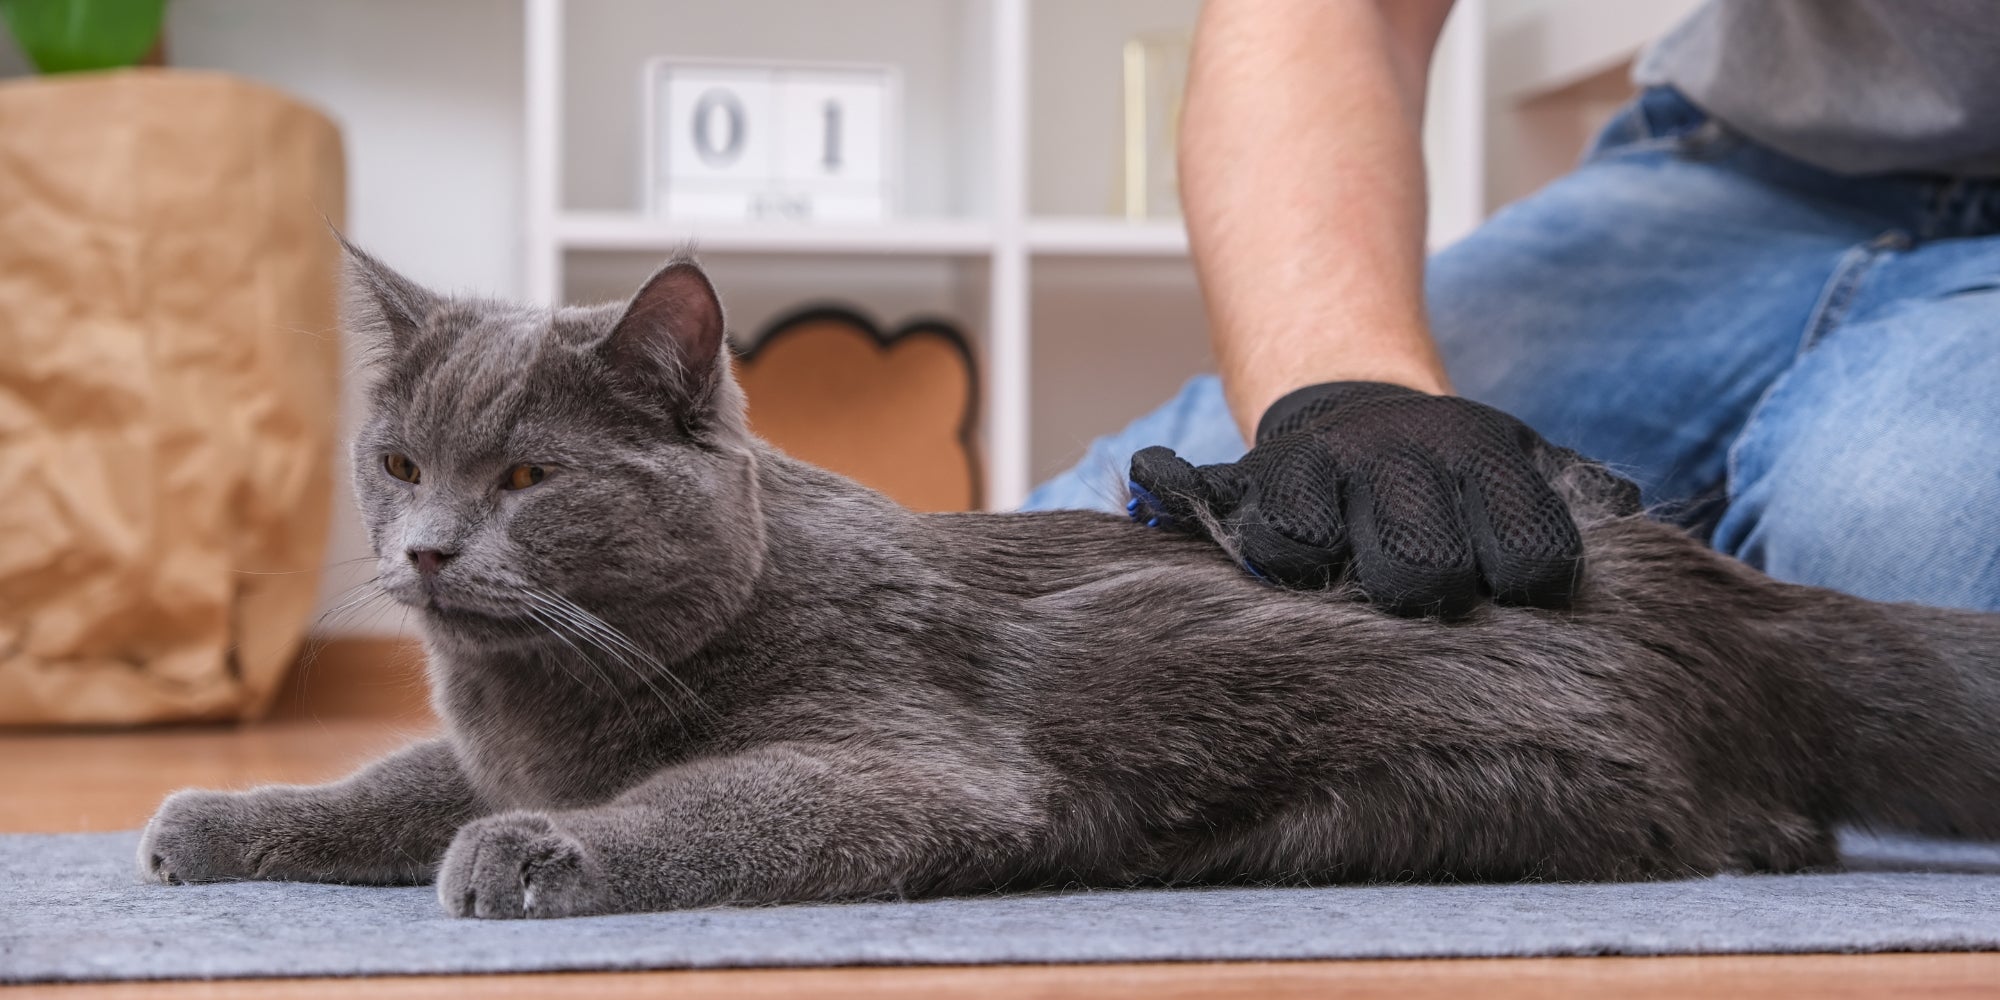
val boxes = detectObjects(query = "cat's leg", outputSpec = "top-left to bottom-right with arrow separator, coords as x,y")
437,741 -> 1042,919
139,738 -> 483,886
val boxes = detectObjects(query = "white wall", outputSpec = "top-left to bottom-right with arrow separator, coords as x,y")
1482,0 -> 1700,208
166,0 -> 527,635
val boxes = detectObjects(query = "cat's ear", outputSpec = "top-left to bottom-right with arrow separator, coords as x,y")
339,236 -> 437,360
600,257 -> 727,409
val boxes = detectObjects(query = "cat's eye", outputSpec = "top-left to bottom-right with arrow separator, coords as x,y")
383,453 -> 420,484
503,464 -> 547,491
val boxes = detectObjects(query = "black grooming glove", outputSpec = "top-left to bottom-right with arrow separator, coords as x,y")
1128,381 -> 1630,618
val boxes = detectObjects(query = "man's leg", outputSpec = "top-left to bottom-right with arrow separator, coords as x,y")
1428,94 -> 1902,519
1710,236 -> 2000,610
1022,375 -> 1246,512
1028,90 -> 1878,517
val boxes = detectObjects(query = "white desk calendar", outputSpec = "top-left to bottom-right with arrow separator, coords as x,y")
645,59 -> 899,223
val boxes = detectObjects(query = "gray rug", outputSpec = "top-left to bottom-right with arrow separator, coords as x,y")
4,831 -> 2000,984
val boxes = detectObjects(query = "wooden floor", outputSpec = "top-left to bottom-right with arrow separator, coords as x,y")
5,640 -> 1996,998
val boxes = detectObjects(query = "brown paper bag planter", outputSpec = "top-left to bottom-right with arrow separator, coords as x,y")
0,70 -> 345,725
736,307 -> 980,513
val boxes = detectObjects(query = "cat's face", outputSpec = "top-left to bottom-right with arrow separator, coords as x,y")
344,247 -> 764,652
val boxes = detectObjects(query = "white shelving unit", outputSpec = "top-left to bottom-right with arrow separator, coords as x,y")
522,0 -> 1487,510
553,212 -> 998,256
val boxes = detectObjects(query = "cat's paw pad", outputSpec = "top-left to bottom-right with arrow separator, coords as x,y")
438,812 -> 599,919
138,790 -> 257,885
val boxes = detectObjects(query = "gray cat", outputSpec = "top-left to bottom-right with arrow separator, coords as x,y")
139,249 -> 2000,919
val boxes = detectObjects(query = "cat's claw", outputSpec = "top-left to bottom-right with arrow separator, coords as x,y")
438,812 -> 600,919
138,789 -> 262,885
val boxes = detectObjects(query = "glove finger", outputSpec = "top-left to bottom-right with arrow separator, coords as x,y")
1459,450 -> 1585,608
1345,447 -> 1480,618
1128,445 -> 1237,536
1230,436 -> 1353,587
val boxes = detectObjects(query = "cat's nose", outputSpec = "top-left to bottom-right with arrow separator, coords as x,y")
407,548 -> 456,576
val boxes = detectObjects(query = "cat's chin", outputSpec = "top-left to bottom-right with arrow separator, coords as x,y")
428,601 -> 533,628
393,593 -> 531,638
415,606 -> 557,655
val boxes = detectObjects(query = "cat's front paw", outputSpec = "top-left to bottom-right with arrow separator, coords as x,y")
438,812 -> 604,919
138,789 -> 264,884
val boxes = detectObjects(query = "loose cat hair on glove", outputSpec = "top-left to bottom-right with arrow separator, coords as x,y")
139,249 -> 2000,919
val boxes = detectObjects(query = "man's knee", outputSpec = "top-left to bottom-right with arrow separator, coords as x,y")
1714,427 -> 2000,611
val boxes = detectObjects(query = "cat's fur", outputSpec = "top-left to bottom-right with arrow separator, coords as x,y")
139,251 -> 2000,919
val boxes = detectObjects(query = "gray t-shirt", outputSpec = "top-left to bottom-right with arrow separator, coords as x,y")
1634,0 -> 2000,177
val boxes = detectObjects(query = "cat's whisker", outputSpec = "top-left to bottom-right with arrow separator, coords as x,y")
519,589 -> 696,720
292,580 -> 395,716
532,604 -> 664,724
541,592 -> 684,684
520,605 -> 613,700
526,606 -> 623,701
316,580 -> 389,625
576,627 -> 691,725
532,589 -> 716,718
520,605 -> 665,732
238,555 -> 379,577
523,589 -> 637,655
523,588 -> 715,721
541,605 -> 684,709
306,587 -> 392,650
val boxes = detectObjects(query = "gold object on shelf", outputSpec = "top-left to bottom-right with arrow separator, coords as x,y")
1119,31 -> 1191,221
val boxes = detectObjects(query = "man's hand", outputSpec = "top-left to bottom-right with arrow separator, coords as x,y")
1128,381 -> 1617,618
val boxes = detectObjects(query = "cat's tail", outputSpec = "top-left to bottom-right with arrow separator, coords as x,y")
1545,447 -> 2000,842
1820,599 -> 2000,840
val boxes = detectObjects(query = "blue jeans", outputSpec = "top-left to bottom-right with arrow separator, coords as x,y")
1026,88 -> 2000,612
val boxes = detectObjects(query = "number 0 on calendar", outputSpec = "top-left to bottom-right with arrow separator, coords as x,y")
645,59 -> 900,223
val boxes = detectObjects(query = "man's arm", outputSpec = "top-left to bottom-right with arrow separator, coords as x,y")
1138,0 -> 1611,617
1181,0 -> 1458,438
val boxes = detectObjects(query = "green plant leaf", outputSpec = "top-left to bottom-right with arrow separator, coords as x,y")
0,0 -> 166,74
